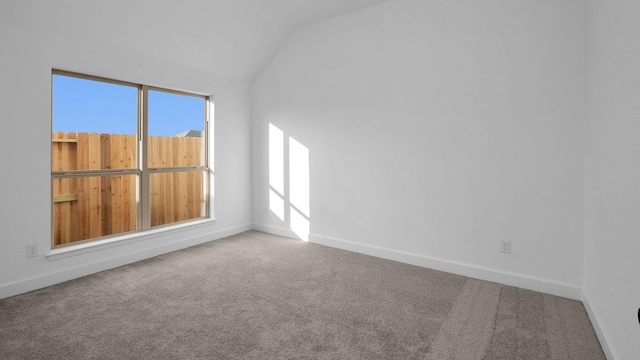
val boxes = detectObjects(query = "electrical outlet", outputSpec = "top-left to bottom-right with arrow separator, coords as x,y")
27,244 -> 39,258
500,240 -> 511,254
263,207 -> 268,215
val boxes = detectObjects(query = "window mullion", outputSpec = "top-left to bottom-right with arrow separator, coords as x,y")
204,98 -> 212,219
140,86 -> 151,231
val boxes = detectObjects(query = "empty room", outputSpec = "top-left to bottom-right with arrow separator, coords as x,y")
0,0 -> 638,359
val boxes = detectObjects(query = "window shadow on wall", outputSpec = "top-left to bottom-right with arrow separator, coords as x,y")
269,123 -> 310,241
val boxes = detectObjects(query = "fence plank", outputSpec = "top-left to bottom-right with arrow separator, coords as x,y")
194,139 -> 204,219
67,133 -> 78,243
195,137 -> 202,166
148,135 -> 158,168
121,135 -> 134,231
186,171 -> 196,219
195,169 -> 203,217
100,134 -> 112,236
174,137 -> 186,222
158,136 -> 172,225
109,134 -> 123,235
88,133 -> 101,239
75,132 -> 92,241
110,133 -> 122,169
52,133 -> 63,245
128,135 -> 137,229
186,136 -> 195,166
121,135 -> 131,231
163,172 -> 174,226
100,134 -> 111,170
53,132 -> 73,245
172,171 -> 181,221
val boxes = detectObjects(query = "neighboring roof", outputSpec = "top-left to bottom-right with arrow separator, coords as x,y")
0,0 -> 390,82
175,130 -> 202,138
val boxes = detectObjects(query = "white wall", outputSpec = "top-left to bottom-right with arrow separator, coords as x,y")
0,20 -> 252,298
584,1 -> 640,359
252,0 -> 587,298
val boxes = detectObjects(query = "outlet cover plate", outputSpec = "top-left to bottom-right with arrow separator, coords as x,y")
500,240 -> 511,254
27,244 -> 38,258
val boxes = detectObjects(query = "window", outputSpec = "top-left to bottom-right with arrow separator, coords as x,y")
51,70 -> 210,247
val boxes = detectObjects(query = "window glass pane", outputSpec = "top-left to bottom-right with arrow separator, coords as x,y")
148,90 -> 205,167
52,75 -> 138,170
53,174 -> 138,246
150,170 -> 207,227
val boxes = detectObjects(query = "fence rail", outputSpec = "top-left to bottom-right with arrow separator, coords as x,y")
52,132 -> 205,246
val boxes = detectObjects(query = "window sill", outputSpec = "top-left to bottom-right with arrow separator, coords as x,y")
47,218 -> 217,261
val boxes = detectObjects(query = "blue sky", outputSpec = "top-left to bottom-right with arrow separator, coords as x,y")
52,75 -> 205,137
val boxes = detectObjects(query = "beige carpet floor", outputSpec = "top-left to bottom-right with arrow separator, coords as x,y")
0,231 -> 606,359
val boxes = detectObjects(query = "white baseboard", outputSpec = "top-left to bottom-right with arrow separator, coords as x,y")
248,227 -> 583,299
307,232 -> 583,300
0,223 -> 252,300
582,291 -> 617,360
252,223 -> 302,240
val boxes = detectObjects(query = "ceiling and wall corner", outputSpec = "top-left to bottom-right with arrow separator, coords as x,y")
0,0 -> 390,82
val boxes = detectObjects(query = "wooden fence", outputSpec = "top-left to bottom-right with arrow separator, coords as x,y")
52,132 -> 205,246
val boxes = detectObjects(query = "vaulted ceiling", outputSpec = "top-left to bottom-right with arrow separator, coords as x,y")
0,0 -> 390,81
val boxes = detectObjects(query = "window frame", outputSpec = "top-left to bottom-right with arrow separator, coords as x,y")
51,69 -> 211,249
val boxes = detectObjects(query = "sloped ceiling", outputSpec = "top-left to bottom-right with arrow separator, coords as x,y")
0,0 -> 390,81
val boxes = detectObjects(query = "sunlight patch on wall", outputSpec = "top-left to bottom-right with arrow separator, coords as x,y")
269,188 -> 285,221
267,122 -> 310,241
269,123 -> 284,195
289,136 -> 310,240
289,137 -> 309,218
290,207 -> 310,241
269,123 -> 285,218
